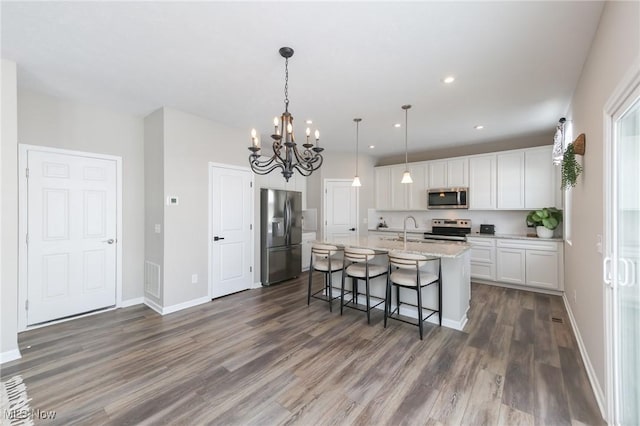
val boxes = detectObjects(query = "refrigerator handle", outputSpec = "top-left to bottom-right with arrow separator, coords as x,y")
284,197 -> 290,242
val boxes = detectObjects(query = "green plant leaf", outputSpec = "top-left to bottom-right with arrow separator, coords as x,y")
542,216 -> 558,229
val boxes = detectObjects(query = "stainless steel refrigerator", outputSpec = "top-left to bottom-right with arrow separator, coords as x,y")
261,188 -> 302,286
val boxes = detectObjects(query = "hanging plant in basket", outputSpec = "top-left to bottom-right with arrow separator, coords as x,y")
561,143 -> 583,189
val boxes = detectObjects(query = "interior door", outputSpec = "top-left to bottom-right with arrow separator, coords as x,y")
606,88 -> 640,425
324,179 -> 358,244
27,150 -> 117,325
210,165 -> 253,298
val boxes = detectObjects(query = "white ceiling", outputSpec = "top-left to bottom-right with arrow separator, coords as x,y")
1,1 -> 604,159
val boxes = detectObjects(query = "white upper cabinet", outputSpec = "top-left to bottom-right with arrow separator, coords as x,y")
497,151 -> 525,209
390,165 -> 408,209
428,160 -> 448,188
375,147 -> 559,212
374,166 -> 392,210
469,154 -> 497,209
428,158 -> 468,189
408,164 -> 428,210
524,146 -> 559,209
447,158 -> 469,187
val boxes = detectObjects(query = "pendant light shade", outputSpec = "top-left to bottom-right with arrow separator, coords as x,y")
401,170 -> 413,184
352,118 -> 362,187
401,104 -> 413,184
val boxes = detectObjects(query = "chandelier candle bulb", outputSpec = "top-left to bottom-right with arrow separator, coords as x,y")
315,130 -> 320,141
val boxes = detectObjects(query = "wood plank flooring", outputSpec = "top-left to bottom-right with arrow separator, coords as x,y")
1,277 -> 604,425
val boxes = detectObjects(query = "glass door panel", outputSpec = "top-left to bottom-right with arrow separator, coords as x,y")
615,96 -> 640,425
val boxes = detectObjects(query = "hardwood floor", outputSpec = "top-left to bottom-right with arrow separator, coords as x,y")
1,276 -> 604,425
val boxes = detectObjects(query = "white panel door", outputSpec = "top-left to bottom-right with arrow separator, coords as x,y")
324,180 -> 358,244
210,166 -> 253,298
469,155 -> 497,209
27,151 -> 117,325
525,250 -> 559,289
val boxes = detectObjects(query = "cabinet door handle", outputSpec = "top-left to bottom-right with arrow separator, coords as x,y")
349,228 -> 356,231
213,236 -> 225,241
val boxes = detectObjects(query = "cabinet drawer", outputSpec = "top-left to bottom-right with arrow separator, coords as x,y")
470,246 -> 495,263
497,239 -> 558,251
471,262 -> 496,281
467,237 -> 496,247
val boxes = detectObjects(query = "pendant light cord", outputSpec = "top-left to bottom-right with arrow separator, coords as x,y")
356,120 -> 359,175
404,107 -> 409,168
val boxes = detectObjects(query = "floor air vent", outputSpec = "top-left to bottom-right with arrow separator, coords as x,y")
551,317 -> 564,323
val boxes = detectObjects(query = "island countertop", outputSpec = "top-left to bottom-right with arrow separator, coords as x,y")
315,235 -> 470,258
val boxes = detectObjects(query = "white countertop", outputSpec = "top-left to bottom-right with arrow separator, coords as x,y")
466,232 -> 563,242
368,227 -> 430,233
316,235 -> 470,258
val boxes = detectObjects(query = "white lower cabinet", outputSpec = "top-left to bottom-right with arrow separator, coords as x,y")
470,237 -> 563,292
496,248 -> 526,284
301,232 -> 317,271
467,237 -> 496,281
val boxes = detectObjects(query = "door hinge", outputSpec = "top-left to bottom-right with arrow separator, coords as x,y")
26,233 -> 29,245
25,168 -> 29,178
25,300 -> 29,311
250,182 -> 253,188
250,266 -> 253,273
250,224 -> 253,230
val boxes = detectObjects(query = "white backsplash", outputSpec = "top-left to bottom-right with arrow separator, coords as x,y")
368,208 -> 535,235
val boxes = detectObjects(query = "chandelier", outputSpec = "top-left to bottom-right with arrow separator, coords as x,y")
248,47 -> 323,181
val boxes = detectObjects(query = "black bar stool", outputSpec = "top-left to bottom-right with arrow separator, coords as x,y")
385,251 -> 442,339
307,243 -> 344,312
340,247 -> 388,324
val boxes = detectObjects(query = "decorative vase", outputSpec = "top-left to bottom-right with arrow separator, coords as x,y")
536,226 -> 554,239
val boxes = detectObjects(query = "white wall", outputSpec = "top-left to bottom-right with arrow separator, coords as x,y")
564,0 -> 639,415
16,89 -> 146,302
1,59 -> 19,359
143,108 -> 165,305
161,107 -> 247,307
306,150 -> 377,239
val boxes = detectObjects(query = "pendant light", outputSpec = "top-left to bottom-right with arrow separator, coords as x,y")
352,118 -> 362,187
401,104 -> 413,184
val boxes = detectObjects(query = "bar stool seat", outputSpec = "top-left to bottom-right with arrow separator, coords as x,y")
385,251 -> 442,339
307,243 -> 343,312
341,247 -> 388,324
345,263 -> 387,278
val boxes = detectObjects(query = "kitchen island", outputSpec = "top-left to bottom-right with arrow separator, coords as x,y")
316,235 -> 471,331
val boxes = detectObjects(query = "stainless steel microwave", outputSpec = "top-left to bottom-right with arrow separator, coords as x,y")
427,187 -> 469,209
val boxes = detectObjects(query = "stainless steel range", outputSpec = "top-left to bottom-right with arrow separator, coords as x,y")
423,219 -> 471,242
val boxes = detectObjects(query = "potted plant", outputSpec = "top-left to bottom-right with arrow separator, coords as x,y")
561,143 -> 583,189
526,207 -> 563,238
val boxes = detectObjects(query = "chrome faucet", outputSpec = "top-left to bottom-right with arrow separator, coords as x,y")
403,215 -> 418,249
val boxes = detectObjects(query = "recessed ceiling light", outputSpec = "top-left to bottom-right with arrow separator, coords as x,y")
369,145 -> 375,149
305,120 -> 313,124
474,125 -> 484,130
394,123 -> 401,128
443,76 -> 455,84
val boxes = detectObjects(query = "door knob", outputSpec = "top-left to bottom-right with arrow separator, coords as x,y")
349,228 -> 356,231
213,236 -> 225,241
103,239 -> 115,244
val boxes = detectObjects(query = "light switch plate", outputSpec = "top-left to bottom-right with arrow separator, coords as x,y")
191,274 -> 198,284
154,224 -> 161,234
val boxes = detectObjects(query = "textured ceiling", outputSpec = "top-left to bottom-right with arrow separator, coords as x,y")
1,1 -> 604,158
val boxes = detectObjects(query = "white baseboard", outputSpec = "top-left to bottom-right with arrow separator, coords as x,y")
562,294 -> 606,419
252,281 -> 263,289
144,298 -> 164,315
144,296 -> 211,315
120,297 -> 144,308
0,349 -> 22,364
162,296 -> 210,315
